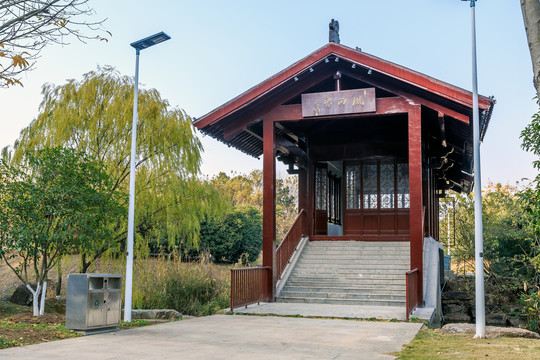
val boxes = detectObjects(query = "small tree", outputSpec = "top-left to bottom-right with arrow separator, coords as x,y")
0,147 -> 124,315
440,184 -> 534,280
208,170 -> 298,242
198,206 -> 262,264
520,106 -> 540,279
0,0 -> 107,87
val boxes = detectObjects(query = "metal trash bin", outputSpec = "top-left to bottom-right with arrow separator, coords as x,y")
65,274 -> 122,332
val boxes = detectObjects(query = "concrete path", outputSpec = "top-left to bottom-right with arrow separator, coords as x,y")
233,302 -> 407,320
1,315 -> 422,360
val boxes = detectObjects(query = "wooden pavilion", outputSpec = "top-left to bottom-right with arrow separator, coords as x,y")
193,23 -> 495,317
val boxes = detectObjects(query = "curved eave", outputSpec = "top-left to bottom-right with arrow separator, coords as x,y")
193,42 -> 492,131
480,97 -> 496,142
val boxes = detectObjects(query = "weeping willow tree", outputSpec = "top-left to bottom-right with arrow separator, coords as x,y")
9,66 -> 225,271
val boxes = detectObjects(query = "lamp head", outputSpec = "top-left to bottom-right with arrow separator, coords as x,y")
130,32 -> 171,51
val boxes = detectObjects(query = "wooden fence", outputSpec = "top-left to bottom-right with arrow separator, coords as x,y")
406,268 -> 420,320
230,267 -> 270,311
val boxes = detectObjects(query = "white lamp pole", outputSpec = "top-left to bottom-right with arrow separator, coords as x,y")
125,31 -> 171,322
462,0 -> 486,338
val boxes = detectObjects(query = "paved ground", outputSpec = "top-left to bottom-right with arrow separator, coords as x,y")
233,302 -> 407,321
1,315 -> 422,360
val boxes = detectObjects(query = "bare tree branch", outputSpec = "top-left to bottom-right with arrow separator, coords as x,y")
0,0 -> 108,87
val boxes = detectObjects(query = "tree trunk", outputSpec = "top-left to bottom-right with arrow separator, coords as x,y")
27,283 -> 41,316
56,262 -> 62,297
39,282 -> 47,316
80,253 -> 90,274
26,282 -> 47,316
521,0 -> 540,99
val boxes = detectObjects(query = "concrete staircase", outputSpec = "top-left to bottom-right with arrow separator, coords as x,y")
276,241 -> 410,307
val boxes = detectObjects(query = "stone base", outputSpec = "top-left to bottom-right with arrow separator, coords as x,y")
127,309 -> 182,320
441,323 -> 540,339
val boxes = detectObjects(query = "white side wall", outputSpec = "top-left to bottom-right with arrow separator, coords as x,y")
423,236 -> 442,307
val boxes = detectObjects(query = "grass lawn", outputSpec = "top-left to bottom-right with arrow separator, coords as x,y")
0,301 -> 153,350
0,255 -> 229,350
395,328 -> 540,359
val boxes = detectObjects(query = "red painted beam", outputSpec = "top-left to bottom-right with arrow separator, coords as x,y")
263,92 -> 468,127
342,70 -> 470,124
411,96 -> 470,125
262,117 -> 276,301
220,71 -> 335,141
408,105 -> 424,304
265,97 -> 413,122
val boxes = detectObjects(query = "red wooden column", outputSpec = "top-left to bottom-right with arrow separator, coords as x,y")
306,159 -> 314,238
298,165 -> 308,236
408,105 -> 423,303
263,117 -> 276,301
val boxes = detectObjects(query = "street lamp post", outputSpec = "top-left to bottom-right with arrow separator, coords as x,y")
125,31 -> 171,322
462,0 -> 485,338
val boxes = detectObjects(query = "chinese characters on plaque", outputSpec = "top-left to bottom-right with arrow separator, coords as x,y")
301,88 -> 376,117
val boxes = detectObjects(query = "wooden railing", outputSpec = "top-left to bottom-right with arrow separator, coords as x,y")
276,209 -> 306,280
406,268 -> 420,320
230,267 -> 270,311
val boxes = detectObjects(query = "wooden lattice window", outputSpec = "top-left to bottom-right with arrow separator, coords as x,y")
346,166 -> 361,209
315,166 -> 327,210
397,163 -> 410,208
363,164 -> 378,209
380,164 -> 395,209
346,161 -> 409,209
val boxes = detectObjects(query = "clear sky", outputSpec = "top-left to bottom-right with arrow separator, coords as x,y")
1,0 -> 537,185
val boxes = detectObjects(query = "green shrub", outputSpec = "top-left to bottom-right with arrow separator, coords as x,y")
198,206 -> 262,264
520,285 -> 540,332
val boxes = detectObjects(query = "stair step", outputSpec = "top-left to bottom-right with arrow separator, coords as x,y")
285,280 -> 405,288
282,285 -> 405,293
307,246 -> 409,251
291,268 -> 407,272
290,270 -> 409,276
300,256 -> 409,261
275,297 -> 406,306
305,248 -> 409,253
290,271 -> 406,277
297,260 -> 409,265
280,290 -> 406,301
296,258 -> 410,263
301,250 -> 410,261
297,256 -> 409,261
287,276 -> 406,285
277,241 -> 411,307
289,271 -> 407,277
291,266 -> 409,272
303,246 -> 410,251
290,278 -> 408,282
306,248 -> 411,250
308,241 -> 409,245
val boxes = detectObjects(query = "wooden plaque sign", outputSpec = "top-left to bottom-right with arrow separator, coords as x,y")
301,88 -> 376,117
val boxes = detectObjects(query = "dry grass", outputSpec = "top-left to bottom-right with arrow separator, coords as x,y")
1,254 -> 231,316
130,256 -> 230,316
